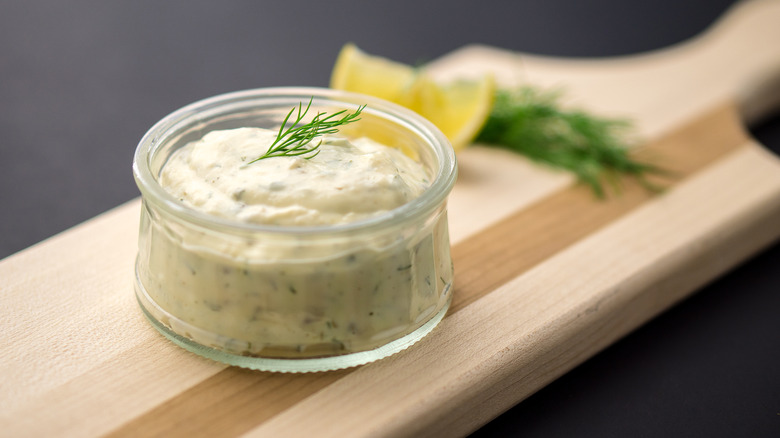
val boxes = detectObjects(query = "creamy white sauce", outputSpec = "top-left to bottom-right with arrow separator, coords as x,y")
160,128 -> 430,226
138,127 -> 453,359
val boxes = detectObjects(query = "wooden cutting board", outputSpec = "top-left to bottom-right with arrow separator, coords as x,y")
2,1 -> 780,436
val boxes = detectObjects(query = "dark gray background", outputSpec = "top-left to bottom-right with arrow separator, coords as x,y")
1,1 -> 778,436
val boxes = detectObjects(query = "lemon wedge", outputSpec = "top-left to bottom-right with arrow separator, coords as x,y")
330,43 -> 417,103
330,43 -> 494,151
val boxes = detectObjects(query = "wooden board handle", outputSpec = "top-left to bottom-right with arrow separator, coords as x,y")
699,0 -> 780,124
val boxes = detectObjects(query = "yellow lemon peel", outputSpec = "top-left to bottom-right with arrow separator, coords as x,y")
330,43 -> 494,151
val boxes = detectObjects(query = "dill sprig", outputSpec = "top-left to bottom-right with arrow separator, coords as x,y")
248,98 -> 365,164
476,87 -> 662,197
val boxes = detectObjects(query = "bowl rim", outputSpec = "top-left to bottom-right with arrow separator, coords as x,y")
132,86 -> 457,236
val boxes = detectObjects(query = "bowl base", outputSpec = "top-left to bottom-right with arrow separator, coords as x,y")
134,268 -> 450,373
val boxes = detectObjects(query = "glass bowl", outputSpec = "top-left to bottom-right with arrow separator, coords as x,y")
132,87 -> 456,372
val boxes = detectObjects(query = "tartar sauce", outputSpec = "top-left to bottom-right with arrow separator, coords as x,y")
143,128 -> 453,359
161,128 -> 430,226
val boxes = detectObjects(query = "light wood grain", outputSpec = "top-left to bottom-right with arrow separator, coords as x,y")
246,119 -> 780,438
0,203 -> 228,437
2,1 -> 780,436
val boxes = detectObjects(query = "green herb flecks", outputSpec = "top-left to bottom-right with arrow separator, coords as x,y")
476,87 -> 662,197
247,98 -> 366,164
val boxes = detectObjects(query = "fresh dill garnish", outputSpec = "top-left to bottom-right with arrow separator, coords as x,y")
476,87 -> 662,197
247,98 -> 365,164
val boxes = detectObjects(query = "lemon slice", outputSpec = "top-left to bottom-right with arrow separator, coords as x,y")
330,44 -> 494,151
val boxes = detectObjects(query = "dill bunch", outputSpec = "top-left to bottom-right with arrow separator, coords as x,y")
476,87 -> 661,197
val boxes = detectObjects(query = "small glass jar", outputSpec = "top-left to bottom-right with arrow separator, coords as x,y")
132,87 -> 457,372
